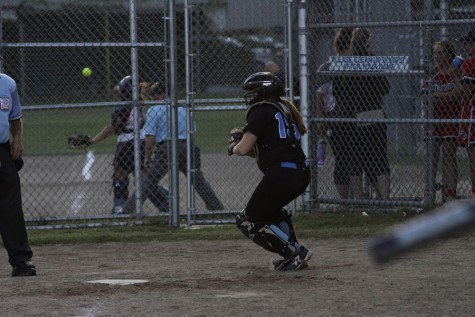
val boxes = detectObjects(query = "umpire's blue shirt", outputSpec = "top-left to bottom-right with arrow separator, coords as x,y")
144,104 -> 194,142
0,73 -> 22,143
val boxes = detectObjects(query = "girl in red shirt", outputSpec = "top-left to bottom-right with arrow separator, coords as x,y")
422,40 -> 461,199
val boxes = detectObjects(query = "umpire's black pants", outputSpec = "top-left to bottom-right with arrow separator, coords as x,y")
0,142 -> 33,267
145,140 -> 223,210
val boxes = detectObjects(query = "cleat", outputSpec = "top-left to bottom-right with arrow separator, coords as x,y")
12,261 -> 36,277
112,206 -> 126,215
272,258 -> 289,270
276,247 -> 312,271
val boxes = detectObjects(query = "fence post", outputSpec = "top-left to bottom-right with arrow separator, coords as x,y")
298,0 -> 312,211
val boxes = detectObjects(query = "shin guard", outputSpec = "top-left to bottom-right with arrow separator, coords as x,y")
113,178 -> 129,201
236,211 -> 298,258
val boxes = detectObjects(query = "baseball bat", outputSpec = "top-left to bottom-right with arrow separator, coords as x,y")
368,199 -> 475,263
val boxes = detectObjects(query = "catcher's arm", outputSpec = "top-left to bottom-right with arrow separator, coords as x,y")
232,131 -> 257,156
90,125 -> 114,144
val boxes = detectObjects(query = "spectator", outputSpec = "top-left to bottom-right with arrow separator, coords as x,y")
264,61 -> 300,101
333,28 -> 391,199
123,81 -> 224,213
316,27 -> 354,198
0,71 -> 36,276
454,29 -> 475,195
421,40 -> 461,200
85,75 -> 146,214
264,61 -> 285,81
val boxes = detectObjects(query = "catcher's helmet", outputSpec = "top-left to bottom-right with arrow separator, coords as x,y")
243,72 -> 285,105
118,75 -> 141,101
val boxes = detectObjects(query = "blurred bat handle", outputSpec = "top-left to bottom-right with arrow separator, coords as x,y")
369,200 -> 475,263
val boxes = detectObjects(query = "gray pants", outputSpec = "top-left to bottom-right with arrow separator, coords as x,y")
124,140 -> 223,212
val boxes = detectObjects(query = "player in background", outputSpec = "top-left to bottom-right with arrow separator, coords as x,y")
455,30 -> 475,196
86,75 -> 146,214
229,72 -> 312,271
0,71 -> 36,276
421,40 -> 462,200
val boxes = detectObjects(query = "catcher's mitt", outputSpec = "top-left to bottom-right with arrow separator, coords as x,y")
67,134 -> 92,149
227,127 -> 257,157
228,127 -> 244,156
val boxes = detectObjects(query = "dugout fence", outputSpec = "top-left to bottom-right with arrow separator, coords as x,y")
1,0 -> 474,229
306,0 -> 475,211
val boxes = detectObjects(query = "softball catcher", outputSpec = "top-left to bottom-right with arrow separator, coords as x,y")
229,72 -> 312,271
68,75 -> 146,214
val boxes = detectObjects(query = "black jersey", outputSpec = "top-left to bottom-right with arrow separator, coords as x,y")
244,100 -> 306,172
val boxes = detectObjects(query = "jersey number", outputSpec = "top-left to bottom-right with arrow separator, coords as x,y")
275,112 -> 301,140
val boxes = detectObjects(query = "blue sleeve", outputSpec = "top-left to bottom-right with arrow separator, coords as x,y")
9,82 -> 22,121
144,107 -> 159,136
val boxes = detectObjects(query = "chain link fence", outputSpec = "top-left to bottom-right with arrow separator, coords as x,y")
1,1 -> 170,226
1,0 -> 474,228
307,0 -> 475,211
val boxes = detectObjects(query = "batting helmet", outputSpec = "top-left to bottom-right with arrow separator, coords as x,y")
243,72 -> 285,105
118,75 -> 141,101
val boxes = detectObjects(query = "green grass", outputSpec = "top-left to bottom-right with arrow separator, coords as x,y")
22,107 -> 246,155
194,110 -> 245,153
24,210 -> 475,246
23,107 -> 117,155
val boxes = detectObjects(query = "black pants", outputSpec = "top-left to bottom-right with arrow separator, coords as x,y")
145,140 -> 223,210
327,122 -> 354,186
124,140 -> 223,211
351,123 -> 390,183
245,162 -> 310,224
0,142 -> 33,267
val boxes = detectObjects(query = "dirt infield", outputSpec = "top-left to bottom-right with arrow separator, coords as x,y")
1,237 -> 474,317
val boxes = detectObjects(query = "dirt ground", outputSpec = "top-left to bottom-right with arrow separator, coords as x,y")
1,237 -> 474,317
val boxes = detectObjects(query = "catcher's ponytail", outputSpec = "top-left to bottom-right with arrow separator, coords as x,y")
281,98 -> 307,135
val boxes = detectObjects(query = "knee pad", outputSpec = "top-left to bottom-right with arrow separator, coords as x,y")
236,210 -> 253,239
236,210 -> 297,258
113,178 -> 129,200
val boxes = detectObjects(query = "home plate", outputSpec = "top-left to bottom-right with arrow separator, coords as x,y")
216,292 -> 270,298
86,279 -> 149,285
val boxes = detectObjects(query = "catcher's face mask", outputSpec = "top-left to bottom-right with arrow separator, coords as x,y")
244,89 -> 260,106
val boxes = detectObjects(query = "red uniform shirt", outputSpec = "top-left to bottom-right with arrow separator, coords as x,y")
458,57 -> 475,146
421,70 -> 459,138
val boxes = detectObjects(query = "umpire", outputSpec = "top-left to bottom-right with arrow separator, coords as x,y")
0,71 -> 36,276
123,81 -> 223,213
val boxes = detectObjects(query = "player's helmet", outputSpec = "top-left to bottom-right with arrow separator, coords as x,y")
243,72 -> 285,105
118,75 -> 141,101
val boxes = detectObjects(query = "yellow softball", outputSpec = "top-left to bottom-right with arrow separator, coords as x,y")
82,67 -> 92,77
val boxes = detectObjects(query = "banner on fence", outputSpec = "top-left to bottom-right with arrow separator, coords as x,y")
329,56 -> 409,72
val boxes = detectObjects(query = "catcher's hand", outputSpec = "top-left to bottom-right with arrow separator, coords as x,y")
228,127 -> 244,156
67,134 -> 92,149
